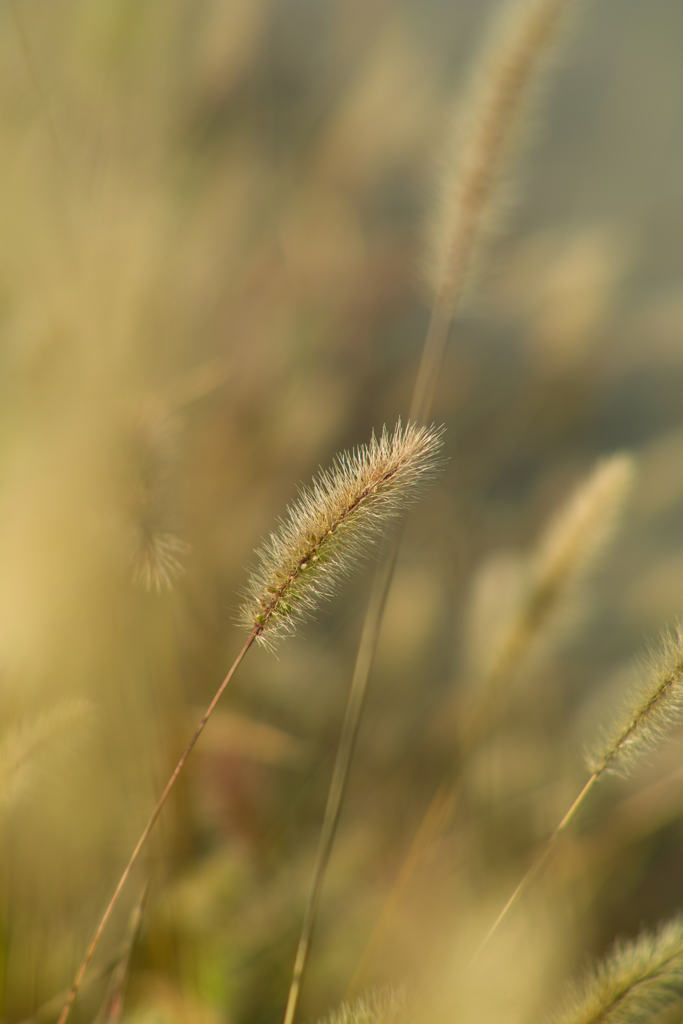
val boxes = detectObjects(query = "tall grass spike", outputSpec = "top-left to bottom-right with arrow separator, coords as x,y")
590,624 -> 683,777
475,453 -> 634,695
427,0 -> 573,308
240,422 -> 443,646
552,917 -> 683,1024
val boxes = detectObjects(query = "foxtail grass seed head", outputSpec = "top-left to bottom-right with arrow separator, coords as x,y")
316,990 -> 406,1024
126,402 -> 189,593
530,453 -> 634,604
240,422 -> 444,647
589,624 -> 683,778
426,0 -> 573,309
552,917 -> 683,1024
132,530 -> 190,594
470,453 -> 634,689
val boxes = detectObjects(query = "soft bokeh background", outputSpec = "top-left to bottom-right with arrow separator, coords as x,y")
1,0 -> 683,1022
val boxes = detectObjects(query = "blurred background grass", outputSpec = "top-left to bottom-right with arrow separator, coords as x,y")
1,1 -> 683,1022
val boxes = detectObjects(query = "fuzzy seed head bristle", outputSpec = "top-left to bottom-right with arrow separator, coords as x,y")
589,623 -> 683,777
240,422 -> 444,647
532,453 -> 634,599
125,402 -> 189,593
132,531 -> 190,593
467,453 -> 634,691
425,0 -> 572,307
315,990 -> 405,1024
553,916 -> 683,1024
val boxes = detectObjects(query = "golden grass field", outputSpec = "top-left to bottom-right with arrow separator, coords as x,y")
2,1 -> 683,1022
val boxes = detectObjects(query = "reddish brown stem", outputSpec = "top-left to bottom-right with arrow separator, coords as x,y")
56,628 -> 259,1024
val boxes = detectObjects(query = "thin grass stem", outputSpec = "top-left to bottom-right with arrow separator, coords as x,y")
283,536 -> 401,1024
59,421 -> 441,1024
92,884 -> 149,1024
349,779 -> 457,994
280,342 -> 448,1024
56,628 -> 258,1024
472,771 -> 599,962
20,934 -> 140,1024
